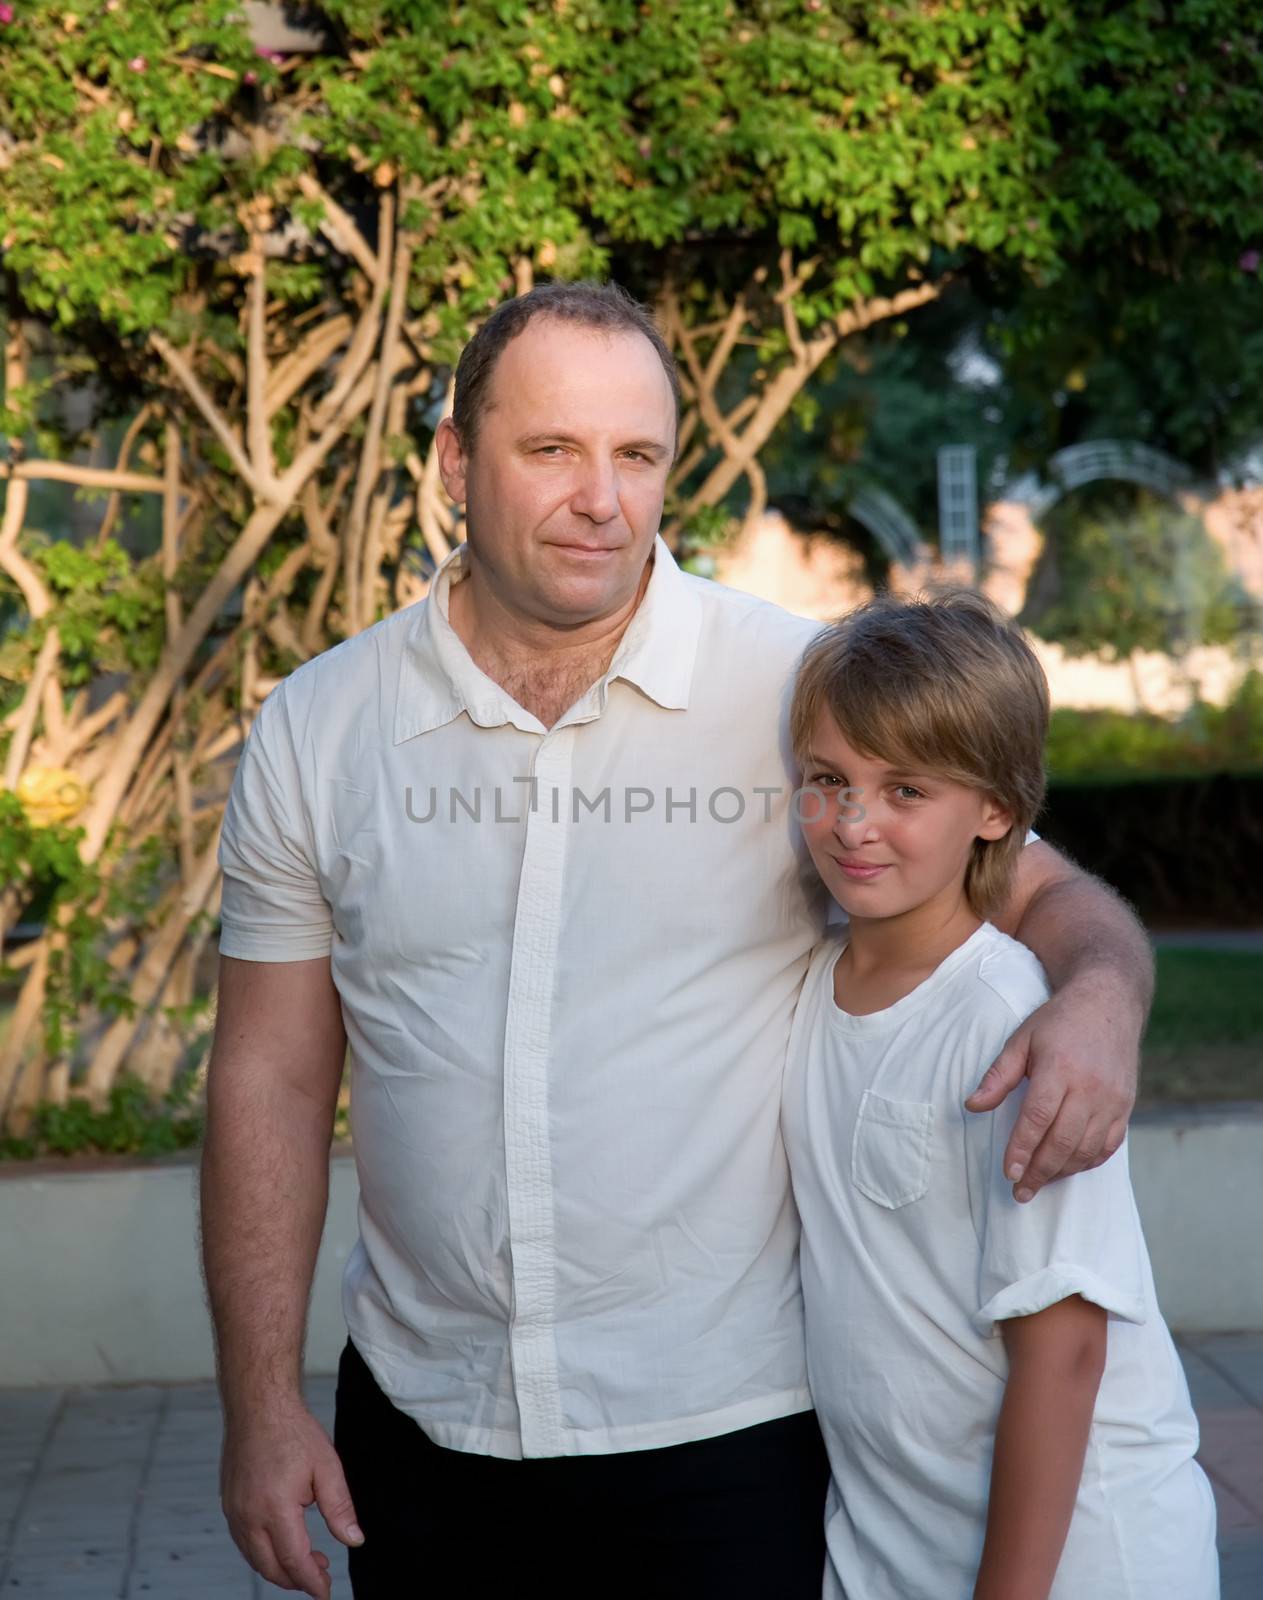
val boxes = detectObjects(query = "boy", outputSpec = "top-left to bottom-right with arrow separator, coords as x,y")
781,591 -> 1218,1599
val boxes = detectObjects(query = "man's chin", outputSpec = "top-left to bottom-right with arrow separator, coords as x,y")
538,554 -> 648,622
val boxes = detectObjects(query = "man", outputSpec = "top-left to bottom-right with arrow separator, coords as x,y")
201,282 -> 1150,1598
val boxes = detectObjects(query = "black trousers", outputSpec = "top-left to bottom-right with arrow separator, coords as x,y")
334,1337 -> 829,1598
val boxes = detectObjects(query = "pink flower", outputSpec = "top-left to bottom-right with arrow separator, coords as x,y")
128,55 -> 147,73
0,4 -> 15,24
242,69 -> 258,85
256,47 -> 284,64
1240,249 -> 1261,273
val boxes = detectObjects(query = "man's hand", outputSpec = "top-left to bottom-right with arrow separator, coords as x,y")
981,842 -> 1152,1202
221,1399 -> 363,1597
966,975 -> 1141,1203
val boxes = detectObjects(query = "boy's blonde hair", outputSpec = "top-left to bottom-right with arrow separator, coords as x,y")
790,589 -> 1050,919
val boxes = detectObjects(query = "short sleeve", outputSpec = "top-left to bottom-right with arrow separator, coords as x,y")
963,1076 -> 1148,1336
217,684 -> 334,962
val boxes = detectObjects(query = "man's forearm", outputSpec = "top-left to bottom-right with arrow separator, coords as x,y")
200,1079 -> 335,1424
1013,872 -> 1153,1036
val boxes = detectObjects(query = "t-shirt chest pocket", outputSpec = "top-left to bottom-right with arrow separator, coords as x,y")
850,1089 -> 934,1209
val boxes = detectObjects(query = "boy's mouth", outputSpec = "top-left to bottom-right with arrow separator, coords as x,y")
832,858 -> 890,881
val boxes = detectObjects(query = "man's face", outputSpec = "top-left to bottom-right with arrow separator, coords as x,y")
798,710 -> 1012,923
437,318 -> 677,628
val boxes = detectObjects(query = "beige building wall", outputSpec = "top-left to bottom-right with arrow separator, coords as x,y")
713,509 -> 1263,715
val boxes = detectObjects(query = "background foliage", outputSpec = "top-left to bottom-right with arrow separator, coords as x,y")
2,0 -> 1262,1146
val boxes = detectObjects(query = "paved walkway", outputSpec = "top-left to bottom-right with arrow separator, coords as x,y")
1,1336 -> 1261,1596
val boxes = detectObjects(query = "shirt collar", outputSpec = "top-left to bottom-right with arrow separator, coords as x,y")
394,535 -> 703,744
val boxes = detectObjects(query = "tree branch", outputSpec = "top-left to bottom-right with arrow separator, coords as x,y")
266,313 -> 354,419
245,242 -> 275,484
94,403 -> 158,547
2,627 -> 59,789
296,173 -> 385,285
151,333 -> 276,502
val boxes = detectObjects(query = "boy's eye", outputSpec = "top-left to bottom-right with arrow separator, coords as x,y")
809,774 -> 842,787
894,785 -> 924,801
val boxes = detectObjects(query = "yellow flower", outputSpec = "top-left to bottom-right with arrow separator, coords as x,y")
16,767 -> 89,828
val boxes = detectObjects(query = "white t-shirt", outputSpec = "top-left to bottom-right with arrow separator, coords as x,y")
781,922 -> 1218,1600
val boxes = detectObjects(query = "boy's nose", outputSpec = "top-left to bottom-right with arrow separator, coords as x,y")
832,793 -> 877,847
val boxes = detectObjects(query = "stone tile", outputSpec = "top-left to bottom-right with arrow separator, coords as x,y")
160,1383 -> 222,1409
150,1422 -> 220,1446
0,1579 -> 122,1599
129,1544 -> 257,1597
133,1528 -> 240,1558
1221,1528 -> 1263,1600
1178,1338 -> 1249,1411
0,1389 -> 63,1431
1197,1406 -> 1263,1519
135,1494 -> 224,1528
7,1513 -> 130,1551
53,1409 -> 157,1438
0,1462 -> 41,1500
137,1470 -> 220,1505
130,1582 -> 255,1599
147,1449 -> 221,1476
63,1385 -> 166,1413
1193,1333 -> 1263,1410
22,1464 -> 144,1504
2,1546 -> 128,1589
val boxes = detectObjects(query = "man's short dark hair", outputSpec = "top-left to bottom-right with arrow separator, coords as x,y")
450,280 -> 682,452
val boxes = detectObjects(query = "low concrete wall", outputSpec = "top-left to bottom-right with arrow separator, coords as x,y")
1129,1103 -> 1263,1334
2,1109 -> 1261,1387
0,1153 -> 361,1388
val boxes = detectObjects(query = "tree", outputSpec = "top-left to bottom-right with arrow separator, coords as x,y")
760,1 -> 1263,552
1,0 -> 1261,1133
1023,488 -> 1248,709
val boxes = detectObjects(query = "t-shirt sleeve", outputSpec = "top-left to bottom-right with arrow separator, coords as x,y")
217,683 -> 334,962
963,1063 -> 1148,1336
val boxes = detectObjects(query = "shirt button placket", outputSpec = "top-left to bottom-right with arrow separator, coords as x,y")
502,730 -> 572,1457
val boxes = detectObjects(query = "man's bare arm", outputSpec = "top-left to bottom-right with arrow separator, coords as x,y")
968,842 -> 1153,1200
200,954 -> 360,1598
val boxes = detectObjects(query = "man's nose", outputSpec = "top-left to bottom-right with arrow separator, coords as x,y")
570,457 -> 620,521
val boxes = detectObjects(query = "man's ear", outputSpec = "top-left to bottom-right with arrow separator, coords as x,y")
435,416 -> 469,505
978,796 -> 1015,842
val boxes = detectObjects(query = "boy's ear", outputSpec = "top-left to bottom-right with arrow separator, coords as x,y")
977,796 -> 1014,842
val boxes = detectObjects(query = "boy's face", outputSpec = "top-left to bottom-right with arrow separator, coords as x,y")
798,710 -> 1013,922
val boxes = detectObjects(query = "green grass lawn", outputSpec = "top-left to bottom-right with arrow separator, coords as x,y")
1141,948 -> 1263,1105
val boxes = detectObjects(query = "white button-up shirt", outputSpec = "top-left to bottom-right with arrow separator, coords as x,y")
218,537 -> 825,1458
